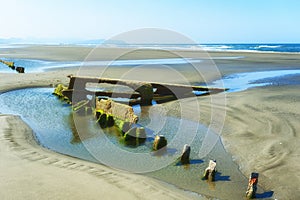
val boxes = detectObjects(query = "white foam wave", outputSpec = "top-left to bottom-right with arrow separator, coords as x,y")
199,45 -> 232,52
255,45 -> 281,49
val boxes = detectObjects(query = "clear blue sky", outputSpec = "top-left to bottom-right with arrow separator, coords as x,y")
1,0 -> 300,43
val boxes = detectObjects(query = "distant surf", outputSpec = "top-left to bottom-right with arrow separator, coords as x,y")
101,43 -> 300,53
1,43 -> 300,53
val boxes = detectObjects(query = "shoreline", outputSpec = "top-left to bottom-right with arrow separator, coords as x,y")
1,44 -> 300,59
1,43 -> 300,55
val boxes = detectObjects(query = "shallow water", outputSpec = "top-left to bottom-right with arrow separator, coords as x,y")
0,58 -> 81,73
211,69 -> 300,92
0,57 -> 204,73
0,87 -> 252,199
0,88 -> 96,161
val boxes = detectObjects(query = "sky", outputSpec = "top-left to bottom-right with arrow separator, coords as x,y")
0,0 -> 300,43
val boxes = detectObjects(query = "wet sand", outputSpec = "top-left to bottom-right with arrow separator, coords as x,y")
1,45 -> 300,199
165,85 -> 300,200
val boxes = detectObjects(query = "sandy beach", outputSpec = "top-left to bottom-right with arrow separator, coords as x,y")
1,45 -> 300,199
172,85 -> 300,200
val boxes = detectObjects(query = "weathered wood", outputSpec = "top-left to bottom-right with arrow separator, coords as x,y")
153,135 -> 167,151
0,59 -> 14,67
180,144 -> 191,165
68,76 -> 153,105
62,88 -> 141,103
203,160 -> 217,181
0,59 -> 25,73
68,76 -> 224,92
96,99 -> 138,124
151,82 -> 224,93
65,75 -> 227,105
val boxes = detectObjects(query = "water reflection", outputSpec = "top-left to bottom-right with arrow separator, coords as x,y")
211,70 -> 300,92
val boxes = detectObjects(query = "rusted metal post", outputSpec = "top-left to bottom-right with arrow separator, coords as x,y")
246,172 -> 259,199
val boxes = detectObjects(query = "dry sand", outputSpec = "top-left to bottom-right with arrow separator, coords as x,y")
1,46 -> 300,199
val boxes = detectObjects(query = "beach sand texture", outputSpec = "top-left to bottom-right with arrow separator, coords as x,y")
1,46 -> 300,199
195,86 -> 300,200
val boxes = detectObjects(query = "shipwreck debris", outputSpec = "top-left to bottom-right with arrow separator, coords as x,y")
202,160 -> 217,181
246,172 -> 259,199
123,127 -> 147,146
61,75 -> 227,105
0,59 -> 25,73
16,66 -> 25,73
96,99 -> 138,124
153,135 -> 168,151
53,84 -> 70,103
180,144 -> 191,165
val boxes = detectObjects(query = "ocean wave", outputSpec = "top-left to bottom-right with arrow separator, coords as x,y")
197,45 -> 232,52
254,45 -> 282,49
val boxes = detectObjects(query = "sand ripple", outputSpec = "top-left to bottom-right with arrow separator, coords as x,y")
0,114 -> 203,200
219,86 -> 300,199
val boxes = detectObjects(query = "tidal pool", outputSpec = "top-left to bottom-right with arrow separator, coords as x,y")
0,87 -> 251,199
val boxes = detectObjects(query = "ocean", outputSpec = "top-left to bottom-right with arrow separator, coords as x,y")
112,43 -> 300,53
199,43 -> 300,53
1,43 -> 300,53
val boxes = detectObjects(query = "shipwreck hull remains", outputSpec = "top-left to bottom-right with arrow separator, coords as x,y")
62,75 -> 227,105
